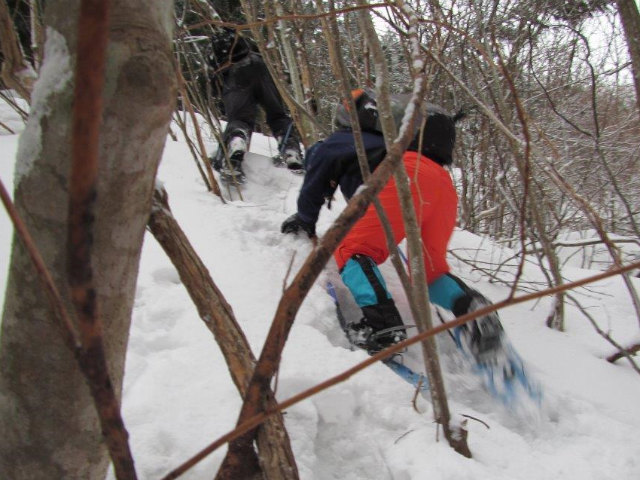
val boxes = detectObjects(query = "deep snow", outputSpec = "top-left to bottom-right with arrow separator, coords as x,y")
1,102 -> 639,479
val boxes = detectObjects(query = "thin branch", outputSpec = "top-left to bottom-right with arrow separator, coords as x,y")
461,414 -> 490,430
171,111 -> 211,190
0,119 -> 15,134
175,67 -> 223,200
566,293 -> 640,374
0,178 -> 80,352
68,1 -> 137,477
412,378 -> 426,414
607,342 -> 640,364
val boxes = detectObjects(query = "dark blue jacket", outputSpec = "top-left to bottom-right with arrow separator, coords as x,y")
297,130 -> 387,225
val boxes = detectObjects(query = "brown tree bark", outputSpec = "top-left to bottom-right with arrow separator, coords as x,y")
0,0 -> 176,478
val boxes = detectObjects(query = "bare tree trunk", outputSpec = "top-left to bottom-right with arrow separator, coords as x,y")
358,0 -> 471,457
0,1 -> 175,478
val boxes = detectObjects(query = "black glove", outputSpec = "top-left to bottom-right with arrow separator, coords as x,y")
281,213 -> 316,238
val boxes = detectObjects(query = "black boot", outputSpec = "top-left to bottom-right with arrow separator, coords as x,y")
218,155 -> 245,184
452,291 -> 504,363
350,300 -> 406,354
215,147 -> 246,184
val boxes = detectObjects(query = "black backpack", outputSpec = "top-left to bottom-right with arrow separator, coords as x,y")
334,90 -> 461,166
208,27 -> 252,72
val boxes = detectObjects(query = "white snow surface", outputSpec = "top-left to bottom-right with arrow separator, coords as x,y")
1,102 -> 639,479
14,28 -> 72,184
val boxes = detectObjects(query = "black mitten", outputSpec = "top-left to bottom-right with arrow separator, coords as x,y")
281,213 -> 316,238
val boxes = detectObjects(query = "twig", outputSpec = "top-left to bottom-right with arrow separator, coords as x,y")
461,414 -> 490,430
566,293 -> 640,374
175,67 -> 223,200
394,429 -> 416,445
0,89 -> 29,120
412,378 -> 425,414
607,343 -> 640,364
283,251 -> 296,293
0,119 -> 15,134
172,111 -> 211,191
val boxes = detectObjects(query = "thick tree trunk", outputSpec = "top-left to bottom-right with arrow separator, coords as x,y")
616,0 -> 640,114
0,1 -> 175,478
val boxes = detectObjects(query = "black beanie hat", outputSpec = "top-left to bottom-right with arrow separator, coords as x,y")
408,104 -> 457,166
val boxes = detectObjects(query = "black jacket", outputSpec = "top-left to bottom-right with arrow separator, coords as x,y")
297,130 -> 387,225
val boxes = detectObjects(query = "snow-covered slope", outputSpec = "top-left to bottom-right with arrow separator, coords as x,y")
1,103 -> 639,479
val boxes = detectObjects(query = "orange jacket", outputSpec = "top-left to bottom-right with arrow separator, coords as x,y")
334,151 -> 458,283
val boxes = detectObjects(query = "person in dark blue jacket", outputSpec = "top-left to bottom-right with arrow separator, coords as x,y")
281,89 -> 384,237
283,92 -> 505,358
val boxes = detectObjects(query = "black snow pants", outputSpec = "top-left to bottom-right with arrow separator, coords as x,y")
220,52 -> 300,153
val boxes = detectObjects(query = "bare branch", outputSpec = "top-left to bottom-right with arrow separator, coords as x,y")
148,187 -> 298,480
68,1 -> 137,477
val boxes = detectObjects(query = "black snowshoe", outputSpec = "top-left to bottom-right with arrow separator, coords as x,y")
212,151 -> 246,185
455,307 -> 504,365
273,149 -> 304,174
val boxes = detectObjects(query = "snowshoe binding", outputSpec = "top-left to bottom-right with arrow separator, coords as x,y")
212,135 -> 248,185
347,319 -> 407,355
213,150 -> 246,185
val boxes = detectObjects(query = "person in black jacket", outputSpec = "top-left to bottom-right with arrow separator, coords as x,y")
208,22 -> 303,183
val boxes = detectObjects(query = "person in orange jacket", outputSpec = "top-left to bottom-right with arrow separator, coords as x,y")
334,104 -> 503,355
